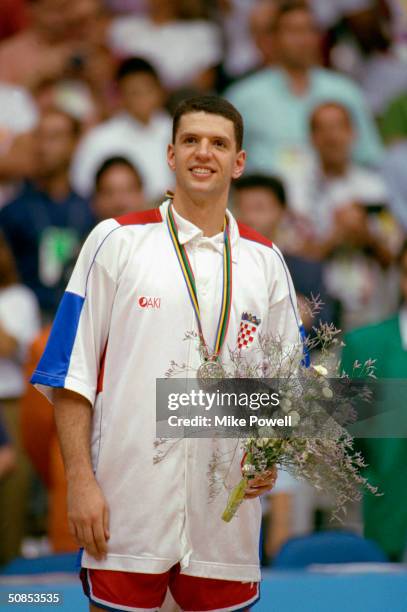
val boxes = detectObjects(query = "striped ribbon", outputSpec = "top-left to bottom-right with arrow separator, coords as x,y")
166,203 -> 232,361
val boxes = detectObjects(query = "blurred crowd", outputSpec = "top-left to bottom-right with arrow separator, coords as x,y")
0,0 -> 407,568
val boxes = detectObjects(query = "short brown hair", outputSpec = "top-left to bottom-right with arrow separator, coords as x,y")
272,0 -> 311,31
172,96 -> 244,150
310,101 -> 353,132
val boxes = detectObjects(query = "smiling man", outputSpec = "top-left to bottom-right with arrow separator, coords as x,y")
31,96 -> 302,611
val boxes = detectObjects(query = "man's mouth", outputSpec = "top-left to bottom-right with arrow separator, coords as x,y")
189,166 -> 215,177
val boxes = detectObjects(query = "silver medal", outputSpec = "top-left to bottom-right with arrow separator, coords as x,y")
197,360 -> 225,382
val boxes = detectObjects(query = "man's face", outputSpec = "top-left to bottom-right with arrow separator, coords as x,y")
93,165 -> 145,220
32,0 -> 100,40
167,112 -> 246,200
274,9 -> 319,70
401,251 -> 407,305
235,187 -> 283,236
120,73 -> 163,124
311,106 -> 354,168
34,111 -> 77,177
250,1 -> 278,64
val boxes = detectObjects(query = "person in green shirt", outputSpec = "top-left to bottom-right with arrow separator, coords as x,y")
341,240 -> 407,561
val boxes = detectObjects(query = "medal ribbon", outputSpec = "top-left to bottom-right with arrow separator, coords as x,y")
166,203 -> 232,360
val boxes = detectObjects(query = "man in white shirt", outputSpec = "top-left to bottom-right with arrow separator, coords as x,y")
70,57 -> 174,203
32,96 -> 301,611
226,0 -> 383,175
286,100 -> 400,331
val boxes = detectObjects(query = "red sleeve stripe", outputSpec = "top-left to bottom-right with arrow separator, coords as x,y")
96,341 -> 108,394
237,221 -> 273,248
115,208 -> 163,226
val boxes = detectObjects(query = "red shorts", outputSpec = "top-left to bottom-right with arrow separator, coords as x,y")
80,564 -> 260,611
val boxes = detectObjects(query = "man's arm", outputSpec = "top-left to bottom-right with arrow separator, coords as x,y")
54,388 -> 110,560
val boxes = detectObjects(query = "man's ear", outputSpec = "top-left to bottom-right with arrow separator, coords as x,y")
167,143 -> 176,172
232,149 -> 246,180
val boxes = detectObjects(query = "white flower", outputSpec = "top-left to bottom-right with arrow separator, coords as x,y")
322,386 -> 334,399
312,364 -> 328,376
289,410 -> 301,426
242,463 -> 256,475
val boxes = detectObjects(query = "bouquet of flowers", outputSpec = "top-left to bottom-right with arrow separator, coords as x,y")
220,314 -> 380,522
163,297 -> 381,523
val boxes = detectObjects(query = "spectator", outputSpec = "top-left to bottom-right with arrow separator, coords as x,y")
0,0 -> 105,90
93,157 -> 146,220
0,234 -> 40,565
0,108 -> 94,318
341,240 -> 407,561
226,0 -> 383,176
382,140 -> 407,231
233,172 -> 334,327
233,173 -> 288,244
71,57 -> 173,202
0,83 -> 38,208
108,0 -> 222,91
287,102 -> 389,232
288,101 -> 401,330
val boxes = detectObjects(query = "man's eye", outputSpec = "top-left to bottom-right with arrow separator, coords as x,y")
185,137 -> 197,144
214,140 -> 226,148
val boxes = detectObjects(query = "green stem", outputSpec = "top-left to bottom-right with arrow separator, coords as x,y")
221,477 -> 248,522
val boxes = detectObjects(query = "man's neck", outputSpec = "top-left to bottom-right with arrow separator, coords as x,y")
320,158 -> 349,179
149,5 -> 177,24
35,173 -> 71,201
127,110 -> 154,126
171,190 -> 228,237
281,65 -> 310,96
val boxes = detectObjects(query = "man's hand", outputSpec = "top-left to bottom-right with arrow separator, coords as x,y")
244,466 -> 277,499
67,476 -> 110,560
54,388 -> 110,560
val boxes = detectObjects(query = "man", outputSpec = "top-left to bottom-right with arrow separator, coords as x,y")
341,240 -> 407,561
233,172 -> 334,328
71,57 -> 174,203
295,101 -> 400,331
92,157 -> 146,221
226,0 -> 382,176
0,108 -> 94,318
31,96 -> 301,610
233,174 -> 288,246
287,101 -> 389,235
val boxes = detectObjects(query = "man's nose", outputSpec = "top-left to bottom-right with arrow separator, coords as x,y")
196,139 -> 211,158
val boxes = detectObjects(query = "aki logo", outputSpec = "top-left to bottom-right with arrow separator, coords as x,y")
137,296 -> 161,309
